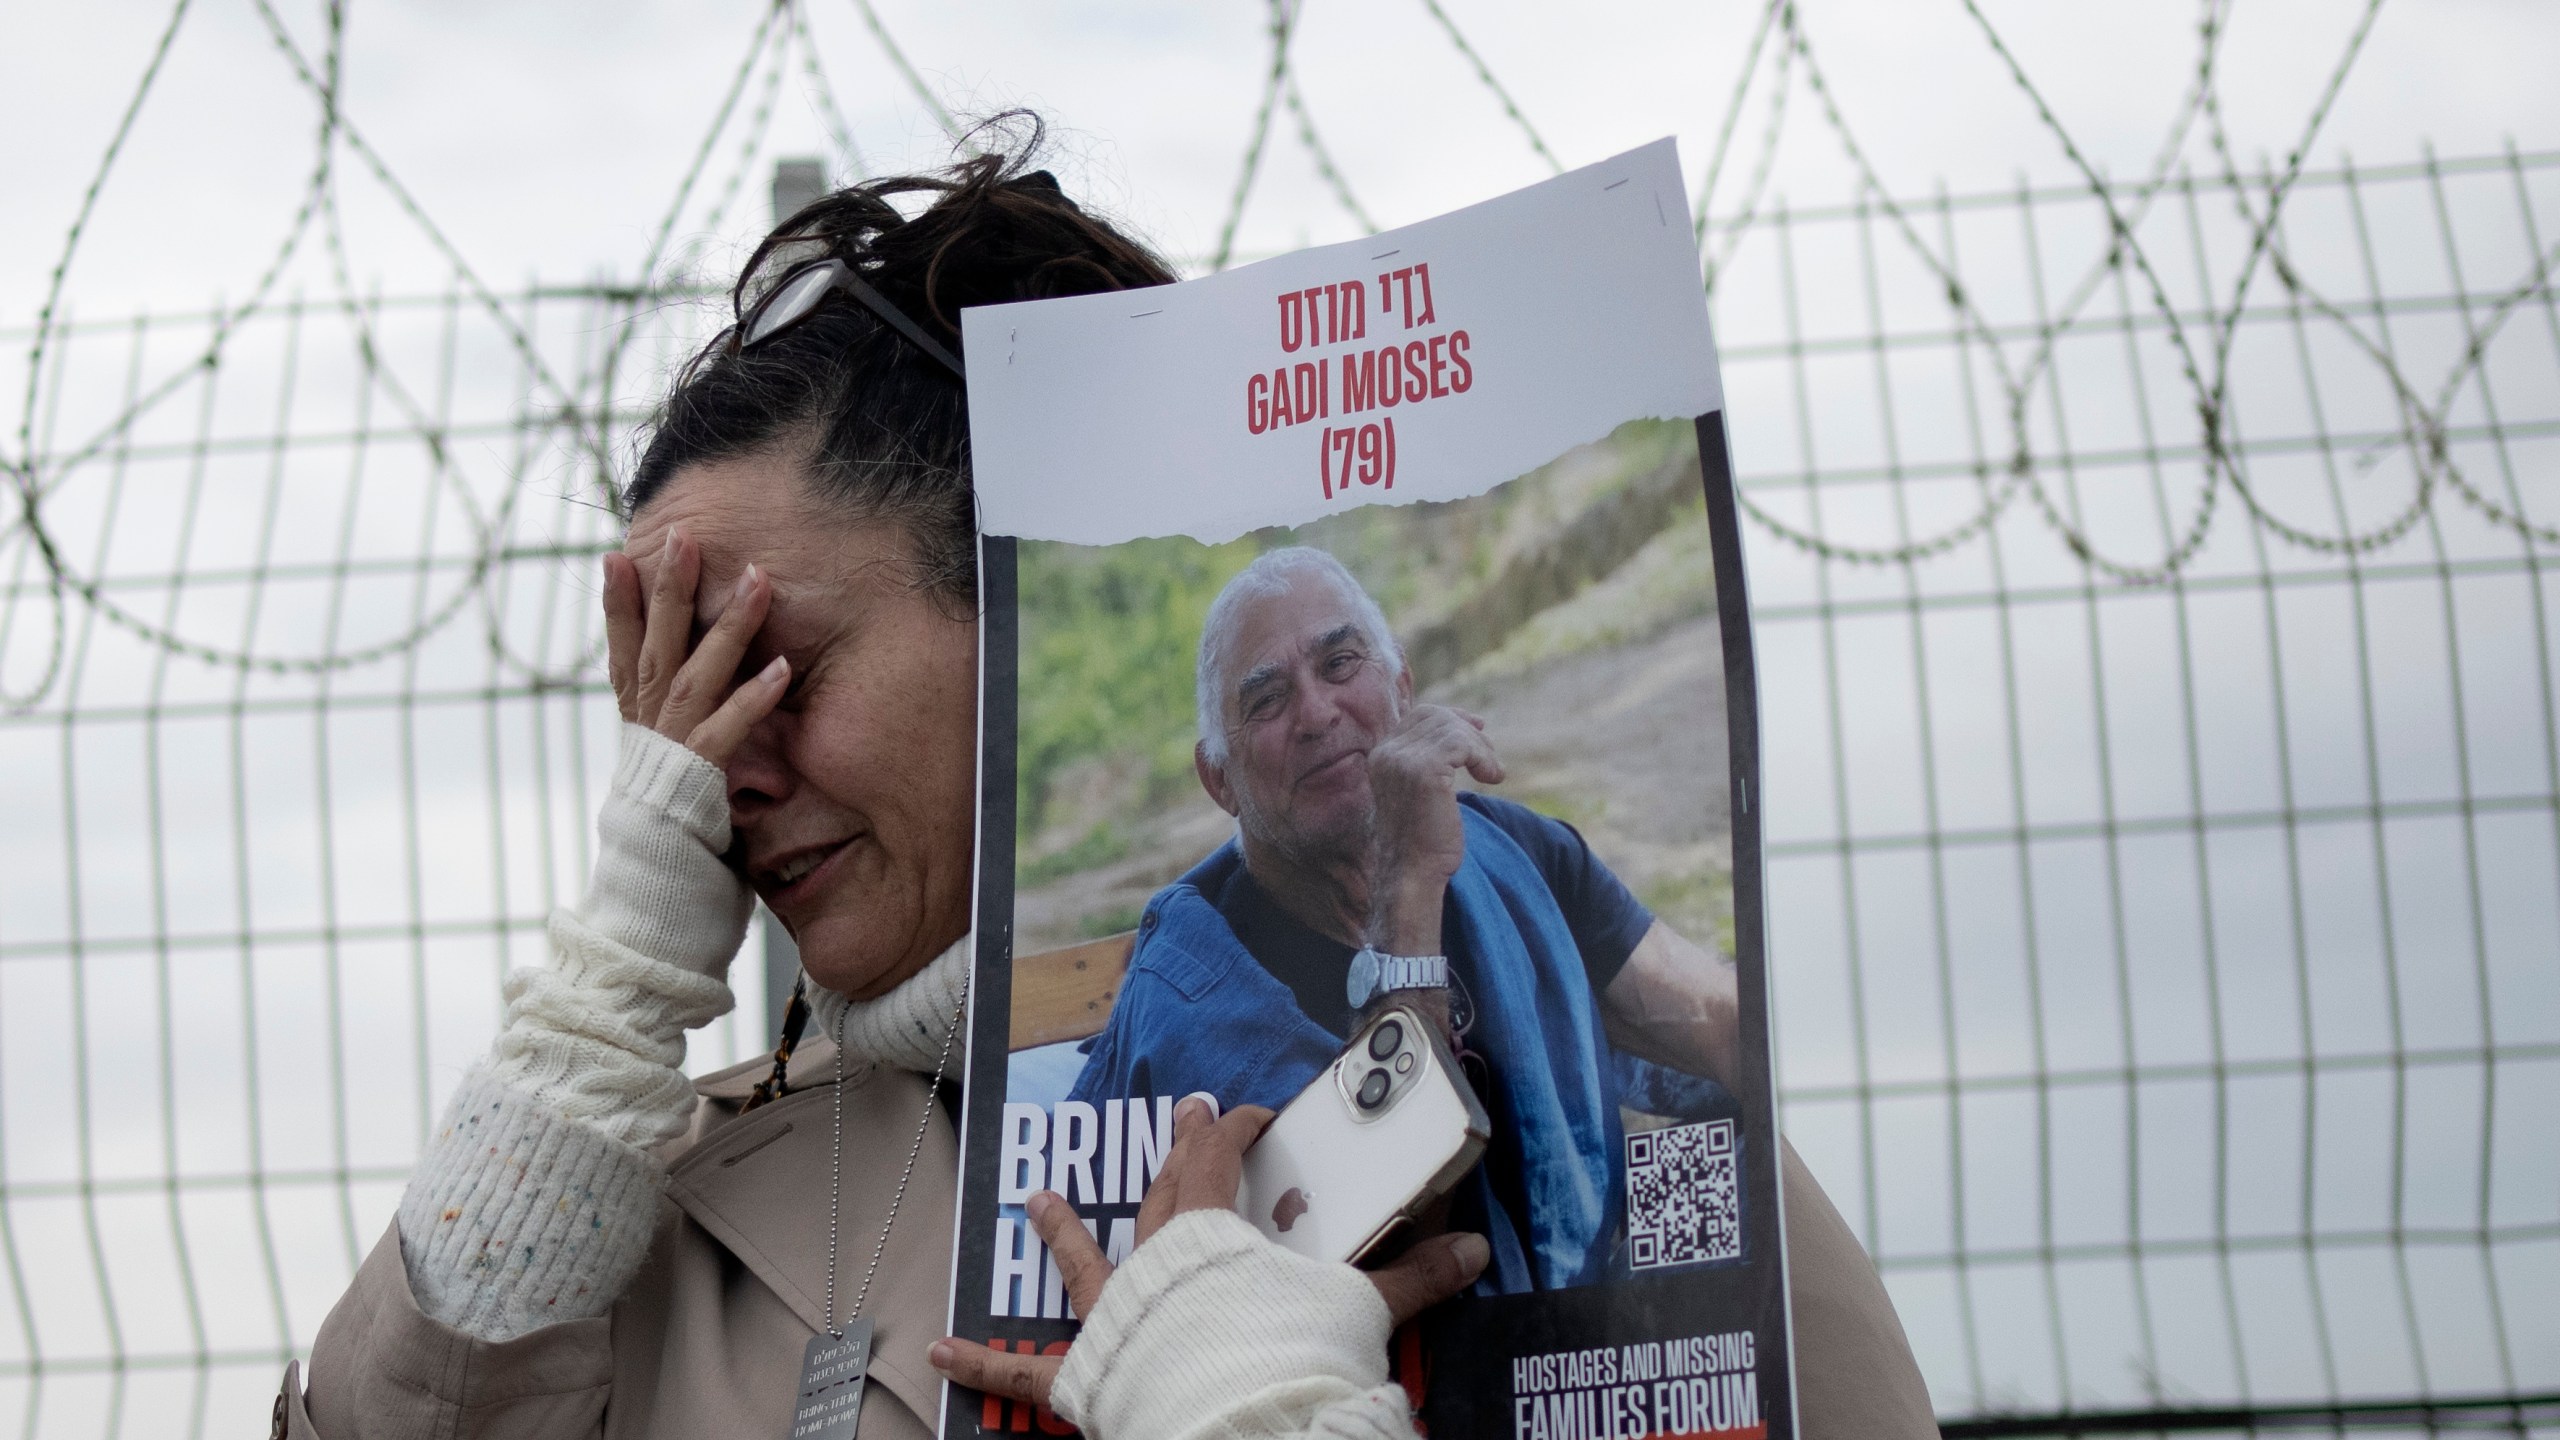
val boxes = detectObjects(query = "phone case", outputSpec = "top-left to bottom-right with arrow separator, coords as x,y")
1237,1005 -> 1494,1266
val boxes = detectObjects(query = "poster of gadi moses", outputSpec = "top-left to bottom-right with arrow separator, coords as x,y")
947,140 -> 1792,1440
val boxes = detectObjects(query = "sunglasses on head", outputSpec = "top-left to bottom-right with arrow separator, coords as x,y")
727,257 -> 966,380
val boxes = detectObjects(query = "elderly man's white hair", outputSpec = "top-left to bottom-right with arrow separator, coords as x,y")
1195,546 -> 1403,767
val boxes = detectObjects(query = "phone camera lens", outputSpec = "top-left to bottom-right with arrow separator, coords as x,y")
1367,1019 -> 1404,1060
1356,1068 -> 1392,1110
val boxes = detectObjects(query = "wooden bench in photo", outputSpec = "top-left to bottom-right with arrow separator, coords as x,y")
1007,931 -> 1136,1051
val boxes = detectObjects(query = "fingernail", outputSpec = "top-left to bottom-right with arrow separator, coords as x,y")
1026,1190 -> 1056,1221
733,565 -> 757,601
1451,1232 -> 1490,1273
760,655 -> 789,685
928,1340 -> 955,1368
661,529 -> 677,561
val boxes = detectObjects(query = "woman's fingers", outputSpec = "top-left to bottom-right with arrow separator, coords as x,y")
1135,1101 -> 1273,1244
601,553 -> 644,724
1366,1231 -> 1490,1325
631,529 -> 697,727
1132,1097 -> 1212,1238
1172,1093 -> 1217,1143
927,1339 -> 1062,1410
617,529 -> 781,765
1210,1101 -> 1275,1151
683,656 -> 787,767
927,1191 -> 1109,1410
660,563 -> 771,742
1026,1190 -> 1115,1319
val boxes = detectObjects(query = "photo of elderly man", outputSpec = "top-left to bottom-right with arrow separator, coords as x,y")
1067,546 -> 1745,1295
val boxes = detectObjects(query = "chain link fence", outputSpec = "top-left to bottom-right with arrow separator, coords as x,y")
4,142 -> 2551,1437
1728,146 -> 2560,1434
0,273 -> 753,1433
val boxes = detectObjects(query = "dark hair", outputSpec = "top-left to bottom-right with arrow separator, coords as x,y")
627,116 -> 1177,598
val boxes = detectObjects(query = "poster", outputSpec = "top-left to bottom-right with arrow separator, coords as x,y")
947,139 -> 1792,1440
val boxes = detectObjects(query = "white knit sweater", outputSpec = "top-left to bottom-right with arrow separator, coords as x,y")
393,723 -> 1413,1440
1052,1210 -> 1415,1440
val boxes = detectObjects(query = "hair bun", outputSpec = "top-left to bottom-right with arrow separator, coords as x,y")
630,111 -> 1177,601
1005,169 -> 1073,206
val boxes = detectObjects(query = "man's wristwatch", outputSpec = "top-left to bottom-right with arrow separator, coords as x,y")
1346,947 -> 1450,1010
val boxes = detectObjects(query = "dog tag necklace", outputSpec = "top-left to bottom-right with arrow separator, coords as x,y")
789,989 -> 968,1440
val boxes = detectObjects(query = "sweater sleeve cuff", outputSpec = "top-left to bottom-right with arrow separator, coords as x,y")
611,721 -> 733,850
580,723 -> 754,980
483,911 -> 736,1146
395,1068 -> 666,1342
1051,1210 -> 1399,1439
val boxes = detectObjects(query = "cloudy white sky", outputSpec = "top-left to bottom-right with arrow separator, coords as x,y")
7,1 -> 2556,324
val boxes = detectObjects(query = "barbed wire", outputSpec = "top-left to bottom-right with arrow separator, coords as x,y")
1209,0 -> 1300,274
1716,0 -> 2558,586
1283,71 -> 1376,234
5,0 -> 2554,721
849,0 -> 957,138
1695,0 -> 1793,295
1,0 -> 606,709
585,0 -> 800,505
792,2 -> 870,182
0,0 -> 829,708
1414,0 -> 1560,176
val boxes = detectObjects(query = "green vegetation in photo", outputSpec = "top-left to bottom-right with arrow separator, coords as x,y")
1017,821 -> 1134,887
1015,534 -> 1259,841
1009,418 -> 1701,872
1639,867 -> 1738,962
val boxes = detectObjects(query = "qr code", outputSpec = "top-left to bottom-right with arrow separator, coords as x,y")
1626,1118 -> 1741,1270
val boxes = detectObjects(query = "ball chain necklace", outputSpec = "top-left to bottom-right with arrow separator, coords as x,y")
788,982 -> 970,1440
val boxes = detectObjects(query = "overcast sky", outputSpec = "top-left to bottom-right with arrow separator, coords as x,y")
8,0 -> 2557,328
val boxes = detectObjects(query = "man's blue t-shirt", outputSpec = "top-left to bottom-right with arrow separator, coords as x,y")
1204,791 -> 1655,1039
1065,791 -> 1736,1290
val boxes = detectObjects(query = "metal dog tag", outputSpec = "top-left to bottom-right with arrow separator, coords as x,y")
788,1319 -> 873,1440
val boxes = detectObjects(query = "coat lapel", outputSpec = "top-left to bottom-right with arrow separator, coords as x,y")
665,1041 -> 960,1429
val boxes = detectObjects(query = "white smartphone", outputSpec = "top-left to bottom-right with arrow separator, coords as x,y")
1237,1004 -> 1492,1266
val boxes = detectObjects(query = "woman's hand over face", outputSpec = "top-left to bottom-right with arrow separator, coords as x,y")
928,1097 -> 1490,1413
602,527 -> 787,767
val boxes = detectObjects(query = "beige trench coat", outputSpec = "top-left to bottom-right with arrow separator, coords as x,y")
274,1046 -> 1933,1440
276,1042 -> 958,1440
